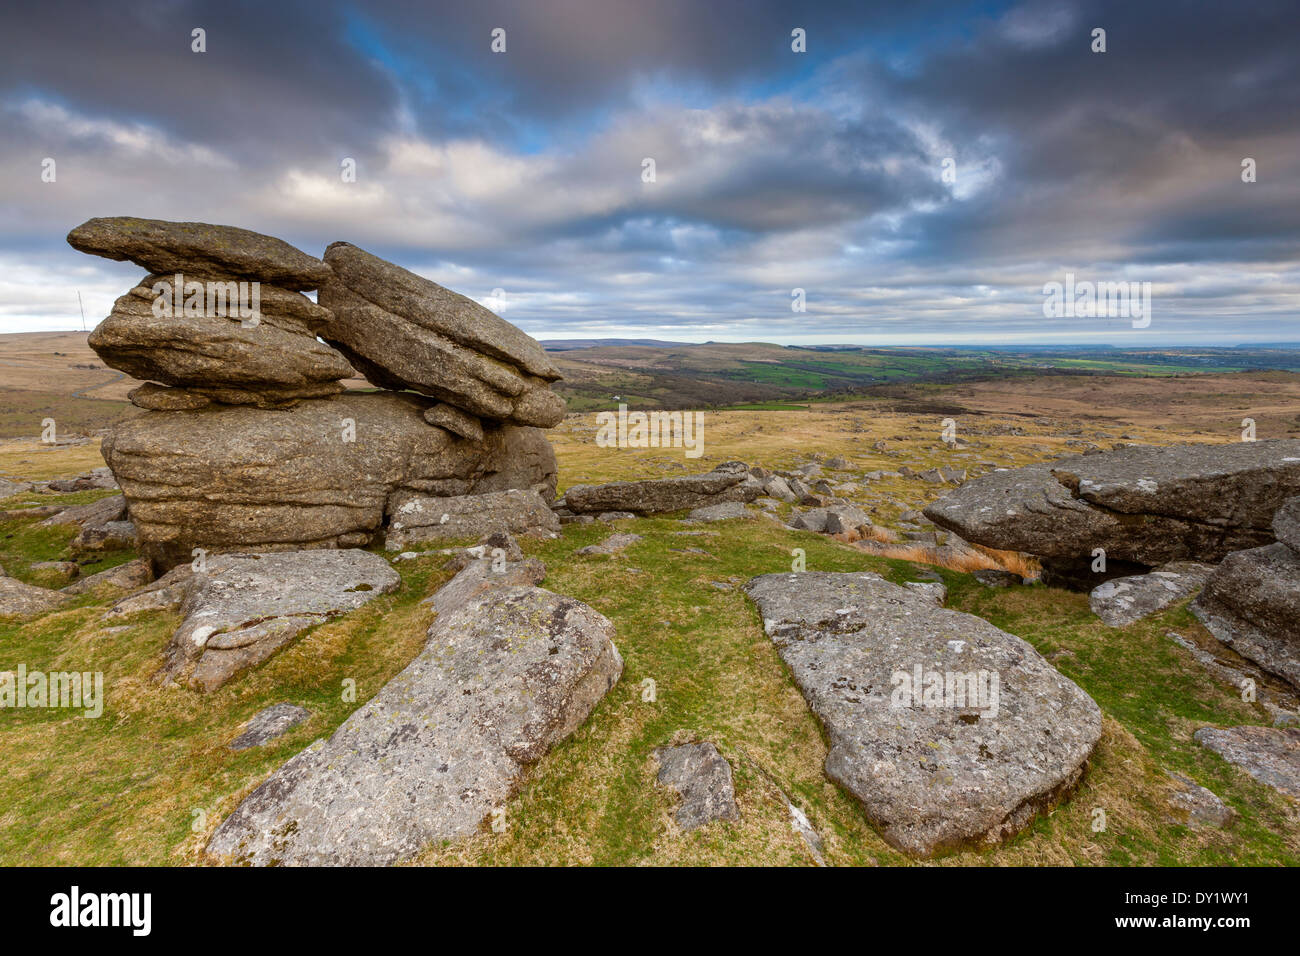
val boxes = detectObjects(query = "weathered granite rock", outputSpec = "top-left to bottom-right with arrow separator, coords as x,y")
441,531 -> 526,572
146,550 -> 401,692
1089,562 -> 1213,627
1194,725 -> 1300,800
73,520 -> 136,552
575,533 -> 642,556
67,217 -> 332,290
1165,772 -> 1236,828
101,391 -> 557,572
903,580 -> 948,606
566,462 -> 761,515
230,704 -> 312,751
762,475 -> 797,502
45,467 -> 118,492
206,566 -> 622,865
423,403 -> 484,441
385,488 -> 560,550
421,554 -> 545,616
1274,496 -> 1300,552
30,561 -> 79,584
319,242 -> 564,427
744,571 -> 1101,857
0,477 -> 32,498
654,742 -> 740,830
62,558 -> 152,596
88,276 -> 353,407
40,494 -> 126,529
127,382 -> 211,411
687,502 -> 753,522
826,506 -> 872,535
924,441 -> 1300,578
0,576 -> 70,618
1192,543 -> 1300,690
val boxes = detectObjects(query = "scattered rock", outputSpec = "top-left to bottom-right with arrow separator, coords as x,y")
1165,772 -> 1236,828
972,568 -> 1020,589
30,561 -> 79,583
151,550 -> 401,692
576,533 -> 642,556
441,531 -> 525,571
597,511 -> 637,522
1194,726 -> 1300,800
687,502 -> 753,522
0,477 -> 32,498
1089,562 -> 1213,627
207,567 -> 622,865
743,571 -> 1101,857
73,520 -> 136,552
62,559 -> 152,595
0,577 -> 70,618
790,505 -> 869,535
45,467 -> 118,492
654,742 -> 740,830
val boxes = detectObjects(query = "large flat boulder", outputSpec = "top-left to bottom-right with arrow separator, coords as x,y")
1192,543 -> 1300,690
126,549 -> 401,692
924,441 -> 1300,581
319,242 -> 564,427
100,391 -> 557,572
744,571 -> 1101,857
565,461 -> 762,515
67,217 -> 332,290
88,277 -> 353,407
206,560 -> 622,865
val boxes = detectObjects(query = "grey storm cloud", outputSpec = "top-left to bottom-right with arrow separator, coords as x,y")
0,0 -> 1297,343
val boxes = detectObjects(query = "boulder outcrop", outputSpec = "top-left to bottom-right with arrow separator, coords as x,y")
925,441 -> 1300,587
68,218 -> 567,574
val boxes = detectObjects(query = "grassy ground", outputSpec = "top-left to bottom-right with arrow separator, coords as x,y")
0,404 -> 1296,866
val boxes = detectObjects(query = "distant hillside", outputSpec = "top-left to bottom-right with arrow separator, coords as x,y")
541,338 -> 693,350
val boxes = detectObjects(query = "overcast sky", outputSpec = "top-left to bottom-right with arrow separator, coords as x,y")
2,0 -> 1297,345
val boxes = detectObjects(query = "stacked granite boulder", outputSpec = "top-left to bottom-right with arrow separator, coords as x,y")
70,217 -> 563,573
